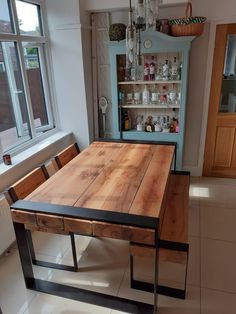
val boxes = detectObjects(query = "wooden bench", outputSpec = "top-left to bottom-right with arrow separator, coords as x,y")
129,171 -> 190,299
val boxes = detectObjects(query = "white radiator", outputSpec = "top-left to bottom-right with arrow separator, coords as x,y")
0,195 -> 15,255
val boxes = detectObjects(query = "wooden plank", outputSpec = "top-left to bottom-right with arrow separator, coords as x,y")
160,174 -> 189,244
74,144 -> 155,213
93,221 -> 155,245
64,217 -> 92,235
36,213 -> 64,230
11,210 -> 36,225
27,142 -> 124,206
129,145 -> 174,218
130,244 -> 187,264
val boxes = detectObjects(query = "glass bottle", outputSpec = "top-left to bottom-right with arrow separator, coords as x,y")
170,56 -> 179,81
160,85 -> 167,105
162,60 -> 169,81
134,84 -> 141,105
126,4 -> 137,81
143,84 -> 150,105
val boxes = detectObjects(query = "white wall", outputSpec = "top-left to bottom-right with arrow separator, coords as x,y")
45,0 -> 91,149
81,0 -> 236,175
45,0 -> 236,175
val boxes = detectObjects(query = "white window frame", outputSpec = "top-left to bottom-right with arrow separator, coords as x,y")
0,0 -> 56,157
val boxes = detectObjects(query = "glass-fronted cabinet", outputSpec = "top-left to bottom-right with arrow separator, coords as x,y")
109,31 -> 194,169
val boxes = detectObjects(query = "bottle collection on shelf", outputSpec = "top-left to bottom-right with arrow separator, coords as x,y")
122,110 -> 180,134
119,84 -> 181,107
119,55 -> 182,82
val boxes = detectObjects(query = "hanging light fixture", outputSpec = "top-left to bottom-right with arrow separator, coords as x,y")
135,0 -> 160,31
146,0 -> 160,30
125,0 -> 160,81
126,0 -> 137,81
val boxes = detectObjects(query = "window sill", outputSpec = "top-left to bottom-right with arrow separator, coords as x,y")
0,131 -> 75,192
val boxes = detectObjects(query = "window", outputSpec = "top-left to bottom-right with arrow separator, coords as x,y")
0,0 -> 55,156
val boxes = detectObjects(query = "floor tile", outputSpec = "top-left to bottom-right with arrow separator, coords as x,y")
23,292 -> 111,314
198,178 -> 236,209
0,249 -> 36,314
201,288 -> 236,314
189,177 -> 200,207
47,238 -> 129,296
201,206 -> 236,242
117,268 -> 200,314
32,232 -> 70,259
189,206 -> 200,237
201,238 -> 236,293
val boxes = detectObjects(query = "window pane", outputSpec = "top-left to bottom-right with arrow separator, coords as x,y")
0,0 -> 14,34
23,43 -> 50,130
16,0 -> 42,36
0,41 -> 31,152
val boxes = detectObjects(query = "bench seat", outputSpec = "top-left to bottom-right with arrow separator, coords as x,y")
130,171 -> 190,299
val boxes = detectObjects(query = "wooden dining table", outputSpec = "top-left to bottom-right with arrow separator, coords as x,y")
11,139 -> 175,314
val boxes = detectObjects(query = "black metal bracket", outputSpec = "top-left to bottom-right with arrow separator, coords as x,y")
130,241 -> 189,300
26,229 -> 78,272
11,200 -> 159,230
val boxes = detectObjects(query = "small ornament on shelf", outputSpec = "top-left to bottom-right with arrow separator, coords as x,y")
149,56 -> 156,81
144,62 -> 150,81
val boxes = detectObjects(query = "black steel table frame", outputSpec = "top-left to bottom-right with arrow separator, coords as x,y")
12,200 -> 160,314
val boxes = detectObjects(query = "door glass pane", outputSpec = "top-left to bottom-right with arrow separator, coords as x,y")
23,43 -> 49,130
15,0 -> 42,36
0,41 -> 31,152
220,34 -> 236,113
0,0 -> 14,34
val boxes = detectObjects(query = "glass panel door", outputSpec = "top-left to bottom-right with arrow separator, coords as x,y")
219,34 -> 236,113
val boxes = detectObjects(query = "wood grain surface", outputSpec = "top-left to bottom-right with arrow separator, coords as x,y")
27,142 -> 174,221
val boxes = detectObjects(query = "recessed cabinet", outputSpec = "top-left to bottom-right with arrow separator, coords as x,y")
109,31 -> 194,169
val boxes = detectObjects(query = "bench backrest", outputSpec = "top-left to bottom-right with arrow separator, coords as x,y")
53,143 -> 80,170
7,165 -> 49,203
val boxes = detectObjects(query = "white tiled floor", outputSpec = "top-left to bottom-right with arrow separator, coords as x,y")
1,176 -> 236,314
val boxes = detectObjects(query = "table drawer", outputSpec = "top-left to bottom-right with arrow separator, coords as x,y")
93,221 -> 155,245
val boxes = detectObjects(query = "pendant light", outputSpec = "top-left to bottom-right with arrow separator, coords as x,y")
125,0 -> 137,81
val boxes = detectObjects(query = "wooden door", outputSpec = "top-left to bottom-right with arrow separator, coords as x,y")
203,24 -> 236,178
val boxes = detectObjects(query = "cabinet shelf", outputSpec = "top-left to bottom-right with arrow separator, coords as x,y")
123,130 -> 178,135
118,80 -> 181,85
122,105 -> 180,109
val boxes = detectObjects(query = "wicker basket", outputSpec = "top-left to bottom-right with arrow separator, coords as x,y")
169,2 -> 206,37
